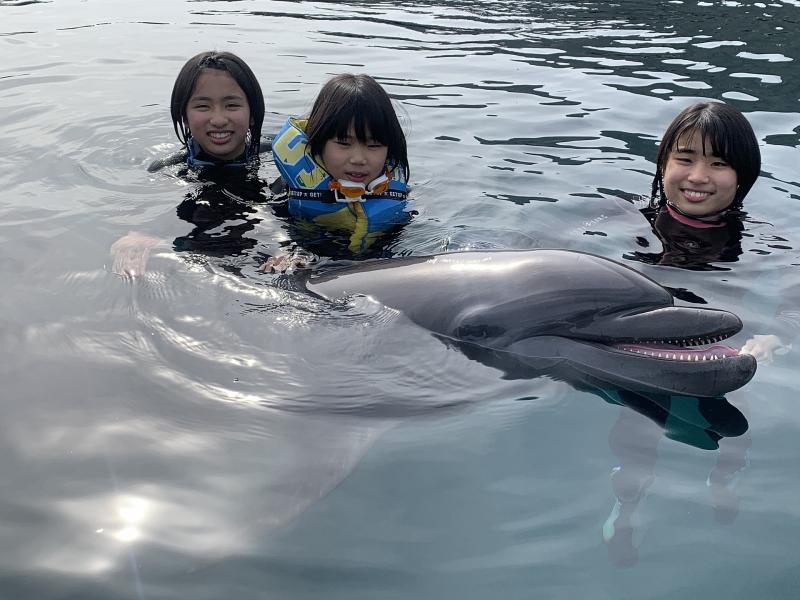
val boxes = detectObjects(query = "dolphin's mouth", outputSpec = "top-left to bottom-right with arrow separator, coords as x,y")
613,340 -> 739,361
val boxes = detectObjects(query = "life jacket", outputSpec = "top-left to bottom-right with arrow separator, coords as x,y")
271,117 -> 410,252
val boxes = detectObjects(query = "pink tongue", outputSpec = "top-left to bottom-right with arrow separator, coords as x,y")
615,343 -> 739,358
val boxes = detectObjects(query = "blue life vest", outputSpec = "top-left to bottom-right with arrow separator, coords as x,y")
271,117 -> 410,252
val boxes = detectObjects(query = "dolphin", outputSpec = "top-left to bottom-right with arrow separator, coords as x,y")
305,249 -> 757,398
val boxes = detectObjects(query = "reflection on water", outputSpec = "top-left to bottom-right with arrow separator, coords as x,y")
601,391 -> 751,567
625,204 -> 745,271
0,0 -> 799,597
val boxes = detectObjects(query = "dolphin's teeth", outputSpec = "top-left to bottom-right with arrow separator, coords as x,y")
680,354 -> 686,360
702,356 -> 707,361
659,353 -> 663,358
672,353 -> 677,359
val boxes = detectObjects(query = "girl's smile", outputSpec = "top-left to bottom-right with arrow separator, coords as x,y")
185,69 -> 252,161
663,133 -> 738,217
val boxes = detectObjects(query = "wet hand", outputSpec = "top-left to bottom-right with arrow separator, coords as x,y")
740,334 -> 791,364
257,253 -> 308,274
110,231 -> 163,278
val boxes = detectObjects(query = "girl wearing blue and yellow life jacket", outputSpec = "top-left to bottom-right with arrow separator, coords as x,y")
271,74 -> 411,255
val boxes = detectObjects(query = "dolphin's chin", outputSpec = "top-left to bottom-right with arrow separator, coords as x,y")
562,339 -> 757,397
500,335 -> 756,398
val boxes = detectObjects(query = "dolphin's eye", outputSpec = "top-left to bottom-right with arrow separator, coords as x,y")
456,324 -> 505,340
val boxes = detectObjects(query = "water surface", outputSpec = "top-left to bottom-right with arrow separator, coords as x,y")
1,1 -> 799,598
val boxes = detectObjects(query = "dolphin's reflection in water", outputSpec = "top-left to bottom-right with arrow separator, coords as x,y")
596,388 -> 750,567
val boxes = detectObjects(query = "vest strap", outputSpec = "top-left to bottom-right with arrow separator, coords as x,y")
287,188 -> 408,203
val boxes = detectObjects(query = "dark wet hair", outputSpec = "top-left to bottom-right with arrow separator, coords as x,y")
170,51 -> 265,157
305,74 -> 409,180
650,101 -> 761,209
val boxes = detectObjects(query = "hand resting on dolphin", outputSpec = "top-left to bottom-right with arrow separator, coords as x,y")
305,250 -> 757,398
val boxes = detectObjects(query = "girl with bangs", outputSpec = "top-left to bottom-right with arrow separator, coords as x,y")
631,102 -> 761,271
266,74 -> 411,263
146,51 -> 267,172
651,101 -> 760,220
170,50 -> 265,169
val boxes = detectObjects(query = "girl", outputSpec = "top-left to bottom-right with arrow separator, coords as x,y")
149,50 -> 266,171
633,102 -> 760,269
269,73 -> 410,257
651,101 -> 760,221
115,51 -> 267,275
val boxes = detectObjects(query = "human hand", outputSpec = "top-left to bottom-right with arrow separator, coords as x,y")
110,231 -> 163,278
257,253 -> 308,274
740,334 -> 791,364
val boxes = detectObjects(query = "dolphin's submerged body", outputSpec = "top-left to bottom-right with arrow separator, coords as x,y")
307,250 -> 756,398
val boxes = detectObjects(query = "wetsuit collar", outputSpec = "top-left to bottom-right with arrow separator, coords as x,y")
186,137 -> 253,169
665,202 -> 727,229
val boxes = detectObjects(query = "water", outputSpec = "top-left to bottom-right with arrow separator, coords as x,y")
1,0 -> 799,598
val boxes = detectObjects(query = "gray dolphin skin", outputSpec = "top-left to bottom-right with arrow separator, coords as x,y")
306,250 -> 757,398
